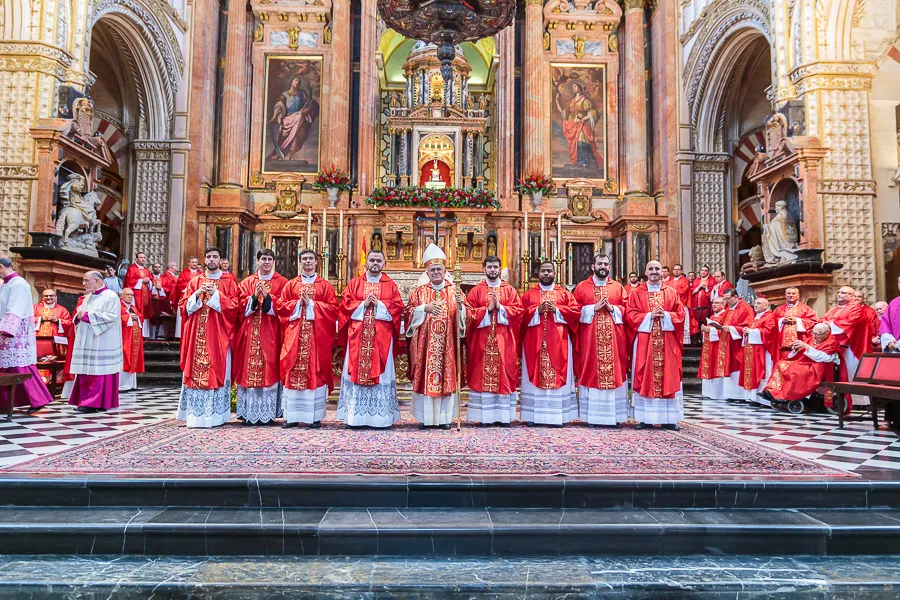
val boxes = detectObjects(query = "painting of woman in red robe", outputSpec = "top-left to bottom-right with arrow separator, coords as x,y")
551,66 -> 606,180
264,57 -> 321,173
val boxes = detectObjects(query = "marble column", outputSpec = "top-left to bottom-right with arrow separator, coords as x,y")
217,1 -> 249,187
522,0 -> 546,176
356,0 -> 378,195
623,0 -> 648,194
495,26 -> 515,205
327,0 -> 352,171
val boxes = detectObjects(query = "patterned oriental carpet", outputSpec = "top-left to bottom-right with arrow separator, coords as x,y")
8,419 -> 851,477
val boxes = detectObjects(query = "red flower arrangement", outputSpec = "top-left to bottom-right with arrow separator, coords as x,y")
313,164 -> 353,191
366,186 -> 500,209
516,173 -> 555,195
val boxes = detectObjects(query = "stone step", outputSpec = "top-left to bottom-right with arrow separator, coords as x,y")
1,478 -> 897,510
1,554 -> 898,599
0,506 -> 896,556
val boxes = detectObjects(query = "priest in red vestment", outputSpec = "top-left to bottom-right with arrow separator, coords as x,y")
123,252 -> 152,336
176,247 -> 239,428
118,288 -> 144,392
772,287 -> 818,359
405,243 -> 470,428
573,254 -> 629,427
465,255 -> 523,425
161,262 -> 179,311
336,249 -> 405,428
174,256 -> 201,339
626,260 -> 686,429
690,265 -> 715,339
709,271 -> 734,303
738,298 -> 777,406
668,264 -> 692,345
763,323 -> 840,402
233,249 -> 289,425
220,259 -> 238,285
823,286 -> 872,410
699,297 -> 729,400
33,289 -> 71,384
277,249 -> 337,428
719,288 -> 755,401
59,295 -> 84,400
520,261 -> 580,426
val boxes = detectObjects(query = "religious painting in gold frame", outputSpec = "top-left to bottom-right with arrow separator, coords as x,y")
262,55 -> 323,174
549,63 -> 607,181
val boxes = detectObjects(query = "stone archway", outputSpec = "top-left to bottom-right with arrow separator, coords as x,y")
85,3 -> 181,265
684,6 -> 772,279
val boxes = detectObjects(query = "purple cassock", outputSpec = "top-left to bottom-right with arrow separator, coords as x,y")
879,297 -> 900,350
0,272 -> 54,411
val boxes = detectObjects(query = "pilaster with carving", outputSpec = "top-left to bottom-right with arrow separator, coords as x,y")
692,156 -> 729,272
132,141 -> 173,263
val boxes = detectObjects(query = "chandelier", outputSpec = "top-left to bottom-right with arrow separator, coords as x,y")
377,0 -> 516,82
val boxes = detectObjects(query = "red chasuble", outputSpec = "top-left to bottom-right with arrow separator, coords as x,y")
520,285 -> 580,390
690,276 -> 715,335
772,302 -> 817,358
120,301 -> 145,374
572,278 -> 628,390
179,274 -> 239,391
626,284 -> 685,398
465,281 -> 524,395
175,268 -> 200,312
276,275 -> 338,392
161,270 -> 178,303
698,310 -> 728,380
765,335 -> 840,401
405,283 -> 471,398
710,279 -> 734,301
338,274 -> 404,386
232,272 -> 288,389
723,300 -> 755,374
33,303 -> 71,358
61,296 -> 84,383
667,275 -> 692,311
739,311 -> 777,391
824,301 -> 870,361
123,263 -> 152,317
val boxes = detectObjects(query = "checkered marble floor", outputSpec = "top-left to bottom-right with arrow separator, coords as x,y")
0,387 -> 898,474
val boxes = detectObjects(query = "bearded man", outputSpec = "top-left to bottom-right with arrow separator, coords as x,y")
520,261 -> 580,426
573,254 -> 628,427
465,255 -> 523,426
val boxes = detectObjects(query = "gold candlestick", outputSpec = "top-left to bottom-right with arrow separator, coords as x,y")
555,252 -> 563,285
521,251 -> 531,293
336,252 -> 346,294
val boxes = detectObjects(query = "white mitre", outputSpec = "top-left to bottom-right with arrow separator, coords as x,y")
416,242 -> 453,287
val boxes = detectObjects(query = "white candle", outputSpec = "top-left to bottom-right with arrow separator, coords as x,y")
321,208 -> 327,253
540,212 -> 545,259
339,209 -> 344,253
306,209 -> 312,248
557,214 -> 562,259
524,211 -> 528,254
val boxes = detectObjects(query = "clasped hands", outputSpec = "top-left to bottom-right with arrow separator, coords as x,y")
592,298 -> 615,313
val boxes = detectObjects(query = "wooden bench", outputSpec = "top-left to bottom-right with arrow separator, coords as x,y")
824,353 -> 900,430
0,372 -> 33,422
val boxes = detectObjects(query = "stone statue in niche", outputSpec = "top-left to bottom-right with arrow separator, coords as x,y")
486,235 -> 497,257
761,200 -> 799,265
472,238 -> 484,261
477,94 -> 488,112
403,239 -> 414,261
55,174 -> 102,255
371,233 -> 383,252
389,91 -> 401,109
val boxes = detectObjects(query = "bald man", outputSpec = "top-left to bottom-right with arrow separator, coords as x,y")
823,286 -> 872,411
739,297 -> 777,406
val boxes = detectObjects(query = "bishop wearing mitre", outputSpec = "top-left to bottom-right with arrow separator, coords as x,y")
520,261 -> 580,426
405,243 -> 470,429
573,253 -> 629,427
277,249 -> 338,428
465,254 -> 523,425
234,249 -> 288,425
177,247 -> 239,428
626,261 -> 686,430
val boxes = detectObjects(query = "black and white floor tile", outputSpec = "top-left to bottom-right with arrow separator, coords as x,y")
0,387 -> 898,474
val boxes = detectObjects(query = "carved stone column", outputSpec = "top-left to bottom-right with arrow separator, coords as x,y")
326,0 -> 352,170
522,0 -> 546,175
218,1 -> 249,187
131,141 -> 172,263
623,0 -> 648,194
356,0 -> 378,195
691,156 -> 729,273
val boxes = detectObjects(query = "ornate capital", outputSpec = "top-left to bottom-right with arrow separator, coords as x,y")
525,0 -> 545,6
623,0 -> 645,10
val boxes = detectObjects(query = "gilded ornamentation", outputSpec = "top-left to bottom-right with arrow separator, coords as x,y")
573,35 -> 585,60
608,32 -> 618,53
253,23 -> 264,42
286,26 -> 301,50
